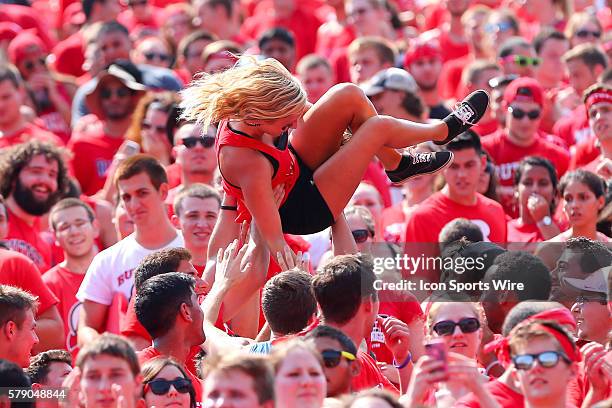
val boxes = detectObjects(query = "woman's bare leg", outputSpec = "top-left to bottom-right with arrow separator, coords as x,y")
313,114 -> 448,216
291,83 -> 407,171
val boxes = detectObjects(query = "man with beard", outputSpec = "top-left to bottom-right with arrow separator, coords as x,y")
403,39 -> 451,120
0,141 -> 70,272
68,63 -> 146,196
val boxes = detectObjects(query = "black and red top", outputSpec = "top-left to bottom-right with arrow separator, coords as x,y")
216,120 -> 300,223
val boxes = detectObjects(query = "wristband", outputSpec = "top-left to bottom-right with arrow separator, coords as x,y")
485,360 -> 503,376
393,352 -> 412,369
221,205 -> 238,211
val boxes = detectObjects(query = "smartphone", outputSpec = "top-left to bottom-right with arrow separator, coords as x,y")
122,140 -> 140,156
425,338 -> 448,374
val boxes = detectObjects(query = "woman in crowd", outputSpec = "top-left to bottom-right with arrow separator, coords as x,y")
565,12 -> 603,48
127,92 -> 180,167
271,339 -> 327,408
141,357 -> 197,408
180,57 -> 488,258
507,156 -> 561,244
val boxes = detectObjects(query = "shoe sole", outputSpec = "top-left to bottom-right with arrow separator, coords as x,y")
389,151 -> 455,186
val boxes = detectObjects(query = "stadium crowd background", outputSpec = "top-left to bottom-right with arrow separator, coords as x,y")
0,0 -> 611,407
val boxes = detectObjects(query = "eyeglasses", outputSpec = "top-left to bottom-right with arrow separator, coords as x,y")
144,52 -> 171,63
351,229 -> 373,244
512,351 -> 571,370
509,106 -> 541,120
575,295 -> 608,306
575,29 -> 601,39
181,136 -> 215,149
100,87 -> 133,99
142,122 -> 166,134
432,317 -> 480,336
23,57 -> 46,72
321,349 -> 356,368
144,378 -> 193,395
504,55 -> 541,67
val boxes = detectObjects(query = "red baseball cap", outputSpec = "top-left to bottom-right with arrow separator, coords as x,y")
7,30 -> 47,65
503,77 -> 544,107
403,38 -> 442,68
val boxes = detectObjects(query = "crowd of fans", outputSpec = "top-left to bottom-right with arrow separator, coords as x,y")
0,0 -> 611,407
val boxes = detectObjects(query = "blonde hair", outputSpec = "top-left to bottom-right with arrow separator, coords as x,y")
180,57 -> 307,128
426,302 -> 484,334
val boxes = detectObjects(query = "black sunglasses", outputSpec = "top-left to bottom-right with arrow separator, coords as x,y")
509,106 -> 541,120
182,136 -> 215,149
24,57 -> 46,72
321,349 -> 356,368
351,229 -> 373,244
142,122 -> 166,134
432,317 -> 480,336
512,351 -> 571,370
100,87 -> 133,99
144,52 -> 170,62
575,295 -> 608,306
145,377 -> 193,395
575,29 -> 601,39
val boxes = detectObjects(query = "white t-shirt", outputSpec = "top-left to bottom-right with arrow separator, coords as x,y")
76,232 -> 184,305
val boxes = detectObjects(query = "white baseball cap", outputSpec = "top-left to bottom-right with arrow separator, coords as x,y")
361,67 -> 419,96
564,266 -> 610,295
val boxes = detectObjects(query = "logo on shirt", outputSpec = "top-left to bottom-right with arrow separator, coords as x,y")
496,161 -> 520,181
117,269 -> 135,288
95,159 -> 112,178
67,301 -> 83,353
5,239 -> 44,269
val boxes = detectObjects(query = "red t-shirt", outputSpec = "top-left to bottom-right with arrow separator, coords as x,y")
0,4 -> 56,50
51,31 -> 84,78
68,123 -> 125,196
117,7 -> 162,33
481,130 -> 570,217
5,207 -> 53,272
404,192 -> 507,244
315,22 -> 355,59
0,248 -> 58,315
439,54 -> 471,100
137,346 -> 203,407
507,218 -> 553,243
438,29 -> 469,63
42,265 -> 84,358
0,123 -> 64,149
240,7 -> 322,61
454,380 -> 523,408
351,350 -> 399,394
553,105 -> 591,149
363,161 -> 392,208
472,118 -> 500,138
569,135 -> 600,170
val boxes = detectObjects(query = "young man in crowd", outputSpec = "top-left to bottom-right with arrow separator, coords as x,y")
0,65 -> 64,149
403,39 -> 451,119
556,44 -> 609,150
296,55 -> 334,104
0,141 -> 70,272
134,272 -> 205,401
404,131 -> 507,247
258,28 -> 296,72
580,83 -> 612,176
68,61 -> 147,196
172,184 -> 220,272
497,37 -> 540,78
347,37 -> 396,85
77,155 -> 184,347
361,67 -> 426,122
312,253 -> 411,394
0,285 -> 40,368
68,333 -> 142,408
306,325 -> 359,398
171,122 -> 218,190
194,0 -> 245,44
202,353 -> 274,408
27,349 -> 72,408
43,198 -> 100,356
460,60 -> 501,136
481,77 -> 570,217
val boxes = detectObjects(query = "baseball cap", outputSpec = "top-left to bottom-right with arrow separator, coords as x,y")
503,77 -> 544,107
403,39 -> 442,68
86,64 -> 147,117
564,266 -> 610,295
361,67 -> 418,96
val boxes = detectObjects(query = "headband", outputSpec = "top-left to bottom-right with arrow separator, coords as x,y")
585,89 -> 612,112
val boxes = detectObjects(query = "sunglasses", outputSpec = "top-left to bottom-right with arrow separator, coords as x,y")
144,52 -> 171,63
182,136 -> 215,149
509,106 -> 541,120
23,57 -> 46,72
432,317 -> 480,336
145,378 -> 193,395
351,229 -> 373,244
575,29 -> 601,39
575,295 -> 608,306
505,55 -> 540,67
484,21 -> 513,34
142,122 -> 166,134
321,349 -> 356,368
512,351 -> 571,370
100,87 -> 133,99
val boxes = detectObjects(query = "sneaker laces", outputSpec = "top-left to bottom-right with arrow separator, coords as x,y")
412,152 -> 433,164
452,101 -> 477,126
